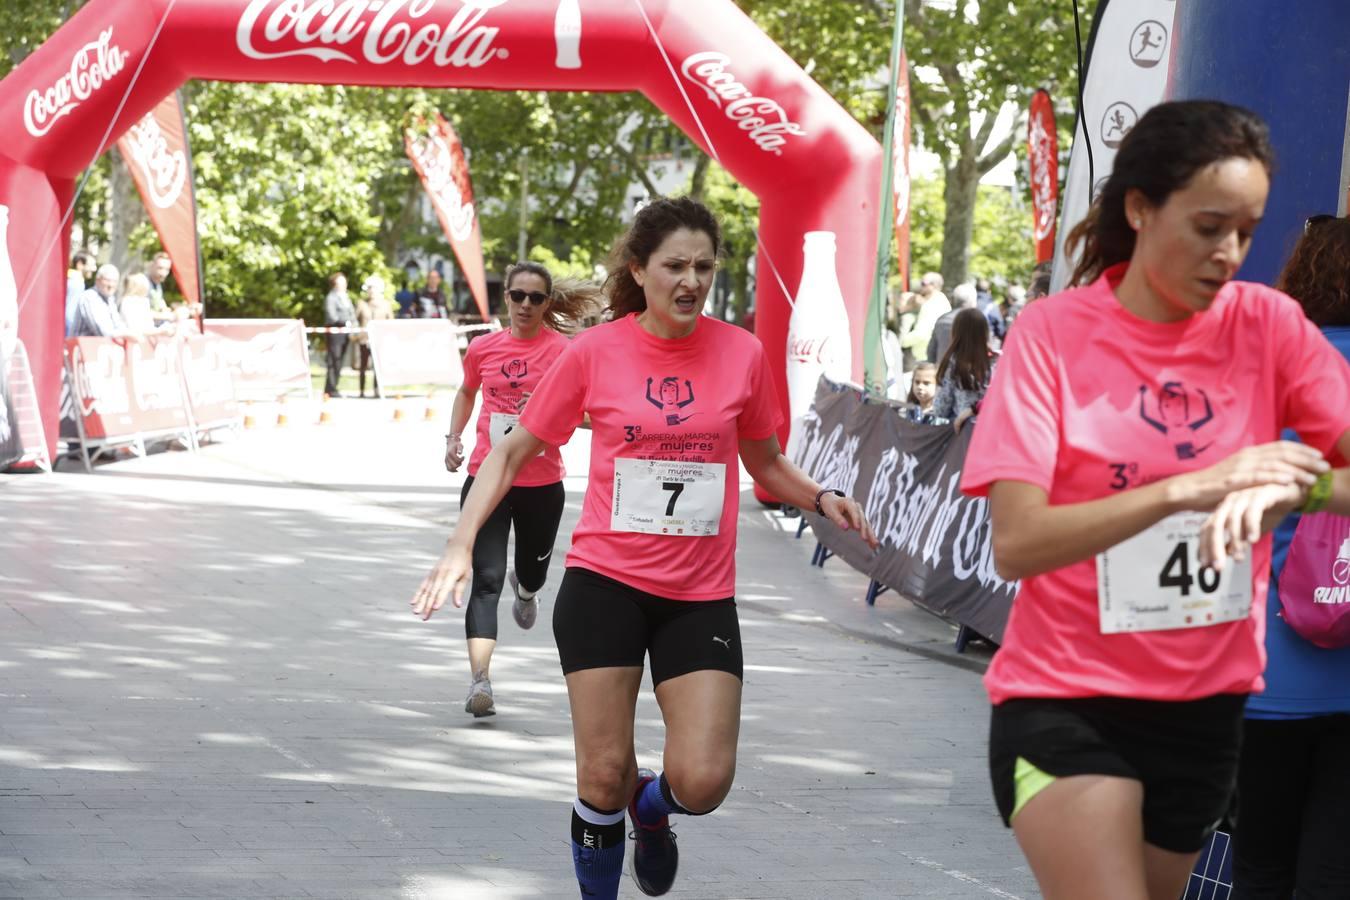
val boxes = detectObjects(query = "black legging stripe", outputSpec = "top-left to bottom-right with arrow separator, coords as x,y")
460,475 -> 566,641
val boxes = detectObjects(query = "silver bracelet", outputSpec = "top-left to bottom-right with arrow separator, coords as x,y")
445,432 -> 461,441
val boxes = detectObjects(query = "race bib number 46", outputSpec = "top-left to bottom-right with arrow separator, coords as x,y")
1096,511 -> 1253,634
612,458 -> 725,537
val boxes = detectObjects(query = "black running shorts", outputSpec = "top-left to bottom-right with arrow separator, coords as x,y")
552,566 -> 743,685
989,694 -> 1245,854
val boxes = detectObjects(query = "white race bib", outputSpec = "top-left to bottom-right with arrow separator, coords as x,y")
1096,511 -> 1253,634
489,412 -> 521,447
611,458 -> 725,536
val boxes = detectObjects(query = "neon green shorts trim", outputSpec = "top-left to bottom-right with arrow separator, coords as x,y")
1011,756 -> 1057,821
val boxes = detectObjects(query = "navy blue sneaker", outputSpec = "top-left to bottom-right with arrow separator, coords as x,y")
628,768 -> 678,896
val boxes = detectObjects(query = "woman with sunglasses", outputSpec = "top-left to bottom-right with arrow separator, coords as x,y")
443,261 -> 599,717
415,197 -> 876,899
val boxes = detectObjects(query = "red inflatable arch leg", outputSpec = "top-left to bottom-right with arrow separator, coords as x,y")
0,0 -> 882,463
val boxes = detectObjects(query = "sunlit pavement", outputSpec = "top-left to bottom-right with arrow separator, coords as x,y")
0,397 -> 1031,899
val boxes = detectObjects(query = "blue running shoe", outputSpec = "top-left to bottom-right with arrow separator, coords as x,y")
628,768 -> 678,896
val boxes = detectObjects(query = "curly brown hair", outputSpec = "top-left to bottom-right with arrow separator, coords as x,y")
1276,216 -> 1350,327
604,197 -> 722,319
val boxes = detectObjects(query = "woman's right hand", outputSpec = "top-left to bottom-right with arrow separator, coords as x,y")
444,434 -> 464,472
411,542 -> 472,620
1171,441 -> 1328,511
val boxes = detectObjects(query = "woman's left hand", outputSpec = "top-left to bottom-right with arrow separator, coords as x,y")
820,492 -> 880,550
1198,482 -> 1304,570
953,409 -> 974,433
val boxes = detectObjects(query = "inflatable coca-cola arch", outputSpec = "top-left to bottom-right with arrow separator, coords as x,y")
0,0 -> 882,461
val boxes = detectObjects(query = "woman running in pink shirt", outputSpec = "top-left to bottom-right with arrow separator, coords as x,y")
961,100 -> 1350,899
414,197 -> 877,899
442,261 -> 599,718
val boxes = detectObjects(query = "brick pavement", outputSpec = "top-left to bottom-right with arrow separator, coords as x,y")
0,399 -> 1033,899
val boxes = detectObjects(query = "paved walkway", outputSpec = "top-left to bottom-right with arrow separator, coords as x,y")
0,397 -> 1030,899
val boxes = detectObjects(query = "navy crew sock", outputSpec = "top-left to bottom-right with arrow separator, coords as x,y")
570,797 -> 625,899
636,771 -> 716,826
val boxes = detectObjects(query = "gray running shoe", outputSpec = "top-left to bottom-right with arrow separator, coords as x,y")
509,569 -> 539,630
465,676 -> 495,718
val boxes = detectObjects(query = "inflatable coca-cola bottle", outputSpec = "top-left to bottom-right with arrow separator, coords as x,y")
554,0 -> 582,70
785,231 -> 851,428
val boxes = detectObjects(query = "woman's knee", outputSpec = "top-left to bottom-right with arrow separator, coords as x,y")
665,756 -> 736,813
577,754 -> 637,810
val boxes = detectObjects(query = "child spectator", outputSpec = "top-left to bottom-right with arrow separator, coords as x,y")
933,307 -> 994,432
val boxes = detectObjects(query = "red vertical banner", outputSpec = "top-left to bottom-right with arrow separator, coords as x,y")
116,91 -> 204,307
1027,88 -> 1059,264
891,50 -> 912,288
405,114 -> 490,323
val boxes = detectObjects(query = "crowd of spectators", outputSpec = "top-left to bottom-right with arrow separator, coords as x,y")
64,249 -> 194,339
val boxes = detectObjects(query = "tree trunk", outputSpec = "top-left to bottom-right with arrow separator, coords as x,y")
940,149 -> 980,287
108,147 -> 145,277
729,258 -> 750,326
688,155 -> 712,201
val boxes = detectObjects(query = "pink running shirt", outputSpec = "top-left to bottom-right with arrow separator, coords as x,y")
521,314 -> 783,600
462,328 -> 569,487
962,265 -> 1350,704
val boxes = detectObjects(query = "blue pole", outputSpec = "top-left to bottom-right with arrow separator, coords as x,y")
1168,1 -> 1350,285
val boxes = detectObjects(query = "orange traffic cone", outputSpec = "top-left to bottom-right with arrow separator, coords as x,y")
423,391 -> 437,422
276,397 -> 289,427
392,393 -> 406,422
319,394 -> 334,425
243,401 -> 256,429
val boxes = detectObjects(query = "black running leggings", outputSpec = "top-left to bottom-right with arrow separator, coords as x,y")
460,475 -> 566,641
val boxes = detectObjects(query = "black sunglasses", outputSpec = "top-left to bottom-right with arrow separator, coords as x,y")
1305,214 -> 1337,233
507,288 -> 550,306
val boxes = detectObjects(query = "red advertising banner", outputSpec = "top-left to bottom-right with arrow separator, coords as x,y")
178,333 -> 239,428
116,92 -> 204,306
891,50 -> 912,288
66,336 -> 191,441
366,320 -> 465,389
202,319 -> 312,400
405,114 -> 490,323
1027,88 -> 1059,265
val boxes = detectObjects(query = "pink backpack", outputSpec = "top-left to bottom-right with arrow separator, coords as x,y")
1277,512 -> 1350,649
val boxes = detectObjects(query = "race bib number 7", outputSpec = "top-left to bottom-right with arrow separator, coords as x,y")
1096,511 -> 1253,634
612,458 -> 725,536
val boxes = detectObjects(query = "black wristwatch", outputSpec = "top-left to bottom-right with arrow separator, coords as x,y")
814,488 -> 846,515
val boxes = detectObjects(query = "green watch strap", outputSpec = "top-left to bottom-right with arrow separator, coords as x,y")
1301,471 -> 1334,514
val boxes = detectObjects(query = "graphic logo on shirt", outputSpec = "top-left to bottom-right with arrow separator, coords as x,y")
1138,382 -> 1215,460
501,358 -> 528,388
646,376 -> 697,425
1311,539 -> 1350,605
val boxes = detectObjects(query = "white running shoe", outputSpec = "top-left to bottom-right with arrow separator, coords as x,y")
465,675 -> 495,718
509,569 -> 539,630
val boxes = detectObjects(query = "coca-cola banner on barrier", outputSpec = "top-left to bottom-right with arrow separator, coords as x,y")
202,319 -> 311,400
0,0 -> 887,464
792,376 -> 1016,642
1050,0 -> 1178,291
178,333 -> 239,429
405,114 -> 490,322
366,320 -> 465,389
1027,88 -> 1059,265
116,92 -> 203,306
66,336 -> 192,441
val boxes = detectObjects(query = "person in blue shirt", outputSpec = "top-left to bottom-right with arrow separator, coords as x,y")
1233,213 -> 1350,898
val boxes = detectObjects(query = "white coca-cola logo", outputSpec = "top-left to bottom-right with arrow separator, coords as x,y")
680,52 -> 806,156
130,341 -> 183,412
73,343 -> 130,418
1028,115 -> 1057,241
409,130 -> 475,242
24,29 -> 129,138
125,112 -> 187,210
236,0 -> 509,68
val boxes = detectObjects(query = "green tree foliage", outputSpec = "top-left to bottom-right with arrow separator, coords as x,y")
0,0 -> 1086,317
